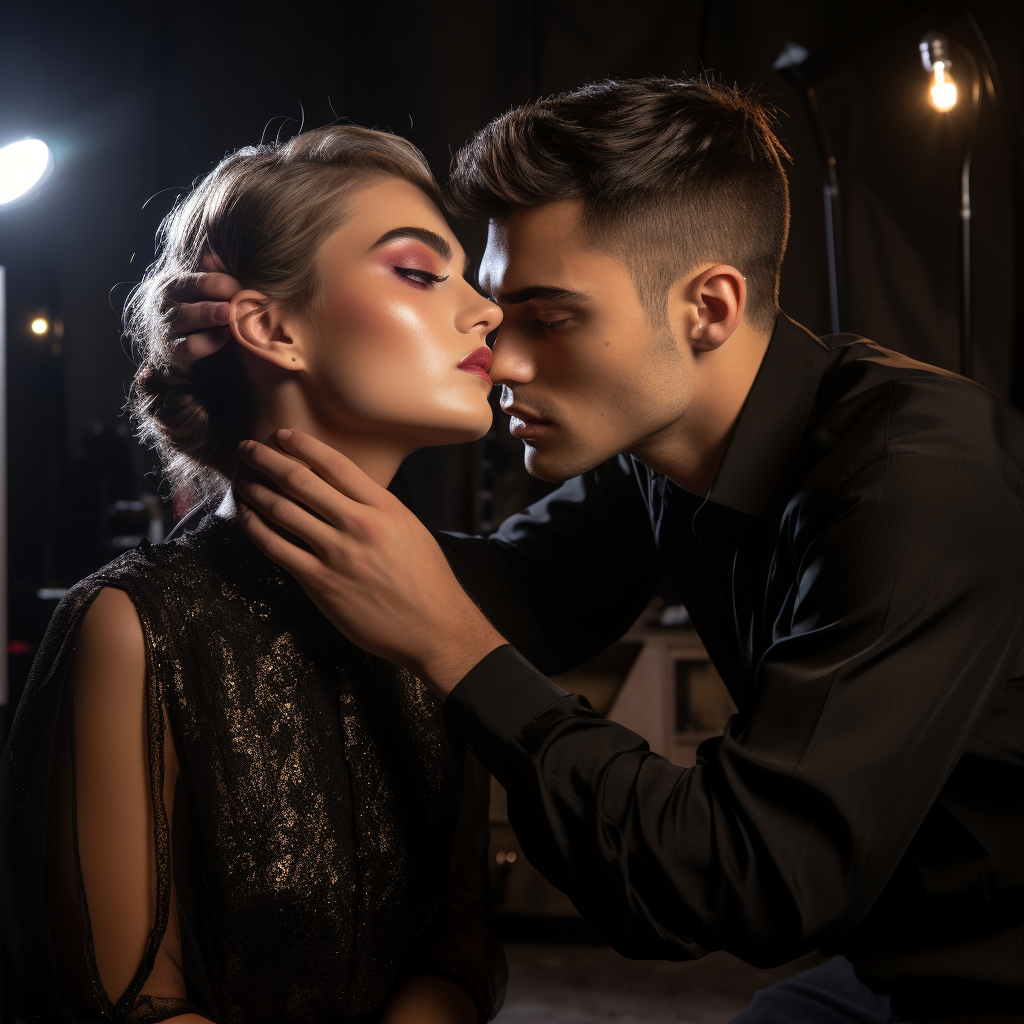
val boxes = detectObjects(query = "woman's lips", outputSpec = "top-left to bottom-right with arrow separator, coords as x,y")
457,346 -> 493,384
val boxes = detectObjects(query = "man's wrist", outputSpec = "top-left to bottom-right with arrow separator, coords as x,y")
416,618 -> 507,700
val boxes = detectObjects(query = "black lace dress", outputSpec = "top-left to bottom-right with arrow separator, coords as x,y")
1,514 -> 505,1023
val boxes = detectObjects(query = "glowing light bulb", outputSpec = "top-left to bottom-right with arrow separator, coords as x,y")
0,139 -> 53,205
930,61 -> 958,111
31,318 -> 49,335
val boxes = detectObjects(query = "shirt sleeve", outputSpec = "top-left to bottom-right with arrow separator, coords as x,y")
437,455 -> 665,674
443,453 -> 1024,966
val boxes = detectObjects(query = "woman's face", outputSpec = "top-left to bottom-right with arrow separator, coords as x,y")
296,177 -> 501,447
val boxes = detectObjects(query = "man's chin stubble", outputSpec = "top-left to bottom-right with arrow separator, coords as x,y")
523,441 -> 606,484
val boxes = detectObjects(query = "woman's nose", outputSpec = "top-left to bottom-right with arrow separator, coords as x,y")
458,284 -> 502,337
489,327 -> 536,386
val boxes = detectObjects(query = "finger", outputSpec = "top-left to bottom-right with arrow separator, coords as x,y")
236,502 -> 327,581
235,479 -> 339,556
236,441 -> 364,527
165,271 -> 241,305
170,300 -> 231,337
201,249 -> 228,273
273,428 -> 394,507
170,328 -> 231,367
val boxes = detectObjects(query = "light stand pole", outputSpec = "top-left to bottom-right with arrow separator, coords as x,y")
957,46 -> 982,381
921,32 -> 983,380
774,41 -> 846,336
0,135 -> 53,1024
0,138 -> 52,756
0,267 -> 6,755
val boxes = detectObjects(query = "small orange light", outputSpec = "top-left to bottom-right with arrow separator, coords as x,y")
929,62 -> 957,111
30,317 -> 49,335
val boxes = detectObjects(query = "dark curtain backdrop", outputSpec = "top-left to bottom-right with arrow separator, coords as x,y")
1,0 -> 1020,623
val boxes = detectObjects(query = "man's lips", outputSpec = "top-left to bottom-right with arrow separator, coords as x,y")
457,346 -> 493,384
501,403 -> 554,438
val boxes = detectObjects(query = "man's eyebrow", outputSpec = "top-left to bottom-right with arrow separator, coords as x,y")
498,285 -> 592,305
369,227 -> 454,263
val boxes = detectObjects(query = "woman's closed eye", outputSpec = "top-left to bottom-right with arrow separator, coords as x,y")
394,266 -> 449,288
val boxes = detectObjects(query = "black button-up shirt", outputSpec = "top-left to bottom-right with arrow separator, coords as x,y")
438,314 -> 1024,1015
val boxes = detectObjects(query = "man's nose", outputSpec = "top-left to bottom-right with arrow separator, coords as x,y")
490,328 -> 536,386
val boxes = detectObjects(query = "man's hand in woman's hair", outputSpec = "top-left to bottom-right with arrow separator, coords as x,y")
162,250 -> 240,366
234,430 -> 507,698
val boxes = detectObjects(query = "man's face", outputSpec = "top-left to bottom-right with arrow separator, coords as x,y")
480,200 -> 695,482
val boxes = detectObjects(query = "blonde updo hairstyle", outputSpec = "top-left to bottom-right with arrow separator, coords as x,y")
126,126 -> 443,502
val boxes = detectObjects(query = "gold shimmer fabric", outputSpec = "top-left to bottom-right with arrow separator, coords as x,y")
2,515 -> 505,1023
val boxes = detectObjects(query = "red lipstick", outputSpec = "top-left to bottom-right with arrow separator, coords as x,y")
458,346 -> 493,384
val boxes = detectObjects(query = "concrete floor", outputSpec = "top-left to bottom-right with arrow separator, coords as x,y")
497,943 -> 829,1024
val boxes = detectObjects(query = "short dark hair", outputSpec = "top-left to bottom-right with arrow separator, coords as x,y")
448,78 -> 790,332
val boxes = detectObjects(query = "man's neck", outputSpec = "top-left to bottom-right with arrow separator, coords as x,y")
630,322 -> 771,497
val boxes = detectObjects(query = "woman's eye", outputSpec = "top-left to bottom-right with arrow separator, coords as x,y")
394,266 -> 449,288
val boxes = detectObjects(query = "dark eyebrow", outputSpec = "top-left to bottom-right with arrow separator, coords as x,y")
498,285 -> 592,305
369,227 -> 454,263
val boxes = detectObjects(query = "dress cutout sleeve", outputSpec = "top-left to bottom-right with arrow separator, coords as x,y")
44,587 -> 203,1022
399,752 -> 507,1022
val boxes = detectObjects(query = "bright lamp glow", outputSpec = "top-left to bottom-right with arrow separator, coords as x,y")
0,138 -> 53,205
30,318 -> 49,336
929,61 -> 958,111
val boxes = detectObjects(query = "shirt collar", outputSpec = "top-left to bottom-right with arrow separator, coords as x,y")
705,313 -> 832,520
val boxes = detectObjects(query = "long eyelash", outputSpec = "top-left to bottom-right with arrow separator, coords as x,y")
535,318 -> 571,329
395,266 -> 449,285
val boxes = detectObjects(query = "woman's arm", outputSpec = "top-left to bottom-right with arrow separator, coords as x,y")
46,587 -> 205,1018
379,976 -> 477,1024
391,753 -> 506,1023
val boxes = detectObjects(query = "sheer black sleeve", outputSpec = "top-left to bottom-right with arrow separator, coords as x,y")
2,581 -> 205,1023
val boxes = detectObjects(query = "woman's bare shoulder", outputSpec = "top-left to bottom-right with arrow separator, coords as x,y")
73,587 -> 146,702
79,586 -> 144,647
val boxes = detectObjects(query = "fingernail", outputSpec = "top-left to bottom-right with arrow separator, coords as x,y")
236,502 -> 249,516
216,302 -> 230,323
237,440 -> 252,453
277,429 -> 293,442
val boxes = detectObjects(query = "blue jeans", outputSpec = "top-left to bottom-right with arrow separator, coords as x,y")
729,958 -> 1024,1023
730,958 -> 900,1023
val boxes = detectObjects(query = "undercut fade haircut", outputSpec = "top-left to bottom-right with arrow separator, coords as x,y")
448,78 -> 791,333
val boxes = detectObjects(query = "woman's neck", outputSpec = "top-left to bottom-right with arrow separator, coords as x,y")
244,377 -> 411,489
257,416 -> 410,488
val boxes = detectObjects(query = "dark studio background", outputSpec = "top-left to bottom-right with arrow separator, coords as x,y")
1,0 -> 1021,736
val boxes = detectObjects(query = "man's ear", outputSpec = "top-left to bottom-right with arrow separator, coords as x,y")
228,290 -> 307,371
674,265 -> 747,353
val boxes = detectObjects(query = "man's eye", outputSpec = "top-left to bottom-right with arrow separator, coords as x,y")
534,317 -> 572,330
394,266 -> 449,287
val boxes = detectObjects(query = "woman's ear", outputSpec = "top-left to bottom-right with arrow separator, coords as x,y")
228,290 -> 307,372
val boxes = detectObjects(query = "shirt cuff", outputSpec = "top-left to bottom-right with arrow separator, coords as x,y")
442,645 -> 568,760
